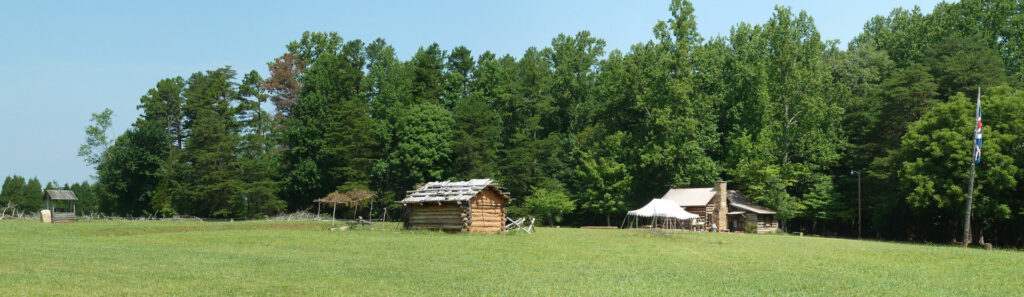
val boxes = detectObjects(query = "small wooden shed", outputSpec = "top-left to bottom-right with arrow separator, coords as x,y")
397,179 -> 511,233
44,190 -> 78,222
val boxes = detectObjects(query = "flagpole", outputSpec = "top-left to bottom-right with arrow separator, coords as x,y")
963,87 -> 981,248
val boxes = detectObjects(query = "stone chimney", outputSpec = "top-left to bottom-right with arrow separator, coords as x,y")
714,181 -> 729,232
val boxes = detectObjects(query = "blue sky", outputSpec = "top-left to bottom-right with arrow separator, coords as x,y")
0,0 -> 945,184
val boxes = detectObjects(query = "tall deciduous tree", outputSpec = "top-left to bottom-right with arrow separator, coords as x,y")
546,31 -> 605,135
78,108 -> 114,168
96,120 -> 168,216
720,7 -> 845,228
384,103 -> 454,192
575,150 -> 632,226
896,86 -> 1022,242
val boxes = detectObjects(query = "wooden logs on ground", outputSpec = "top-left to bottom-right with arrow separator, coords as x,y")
409,219 -> 466,225
408,213 -> 467,220
410,224 -> 466,230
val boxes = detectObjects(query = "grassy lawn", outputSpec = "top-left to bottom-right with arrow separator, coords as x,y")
1,220 -> 1020,296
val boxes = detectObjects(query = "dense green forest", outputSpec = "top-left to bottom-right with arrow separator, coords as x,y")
4,0 -> 1023,247
1,176 -> 98,215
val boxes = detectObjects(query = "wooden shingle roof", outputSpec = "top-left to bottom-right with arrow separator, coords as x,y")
727,191 -> 776,215
45,190 -> 78,201
397,179 -> 510,204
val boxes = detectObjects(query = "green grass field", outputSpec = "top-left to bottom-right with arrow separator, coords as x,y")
1,220 -> 1020,296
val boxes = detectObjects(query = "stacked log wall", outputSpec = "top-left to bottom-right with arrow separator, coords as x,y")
407,203 -> 468,231
468,189 -> 507,233
757,214 -> 779,233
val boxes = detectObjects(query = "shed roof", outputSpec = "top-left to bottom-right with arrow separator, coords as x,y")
45,190 -> 78,201
397,179 -> 510,204
727,191 -> 776,215
661,188 -> 716,207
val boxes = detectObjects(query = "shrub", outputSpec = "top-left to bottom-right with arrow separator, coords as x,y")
745,222 -> 758,233
521,187 -> 576,226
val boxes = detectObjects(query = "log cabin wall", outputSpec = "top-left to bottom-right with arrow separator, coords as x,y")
682,202 -> 716,230
407,203 -> 469,232
468,188 -> 508,233
705,201 -> 715,226
757,214 -> 779,233
685,206 -> 707,219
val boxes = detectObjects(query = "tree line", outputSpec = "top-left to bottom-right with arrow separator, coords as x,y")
22,0 -> 1024,246
1,176 -> 97,216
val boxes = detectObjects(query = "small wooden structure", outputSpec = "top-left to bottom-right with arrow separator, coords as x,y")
397,179 -> 511,233
314,189 -> 376,226
44,190 -> 78,222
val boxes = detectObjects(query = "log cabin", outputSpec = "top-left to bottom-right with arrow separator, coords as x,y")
397,179 -> 511,233
660,181 -> 779,233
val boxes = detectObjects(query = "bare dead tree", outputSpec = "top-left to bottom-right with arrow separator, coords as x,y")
0,202 -> 12,220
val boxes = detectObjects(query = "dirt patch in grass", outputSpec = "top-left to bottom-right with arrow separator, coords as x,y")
256,224 -> 316,230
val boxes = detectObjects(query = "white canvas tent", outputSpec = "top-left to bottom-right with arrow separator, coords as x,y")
622,199 -> 698,230
627,199 -> 699,220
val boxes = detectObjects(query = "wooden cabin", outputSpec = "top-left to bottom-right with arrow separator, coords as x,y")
44,190 -> 78,222
397,179 -> 511,233
725,192 -> 779,233
660,181 -> 778,233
